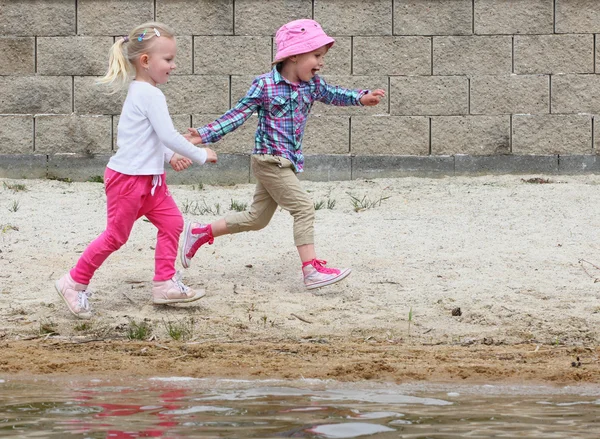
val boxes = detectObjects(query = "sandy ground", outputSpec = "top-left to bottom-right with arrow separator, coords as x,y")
1,174 -> 600,383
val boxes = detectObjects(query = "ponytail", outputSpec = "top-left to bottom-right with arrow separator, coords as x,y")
97,38 -> 132,93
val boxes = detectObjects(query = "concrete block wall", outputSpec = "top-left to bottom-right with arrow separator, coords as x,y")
1,0 -> 600,182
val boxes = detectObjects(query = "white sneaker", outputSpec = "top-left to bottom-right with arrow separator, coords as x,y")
302,259 -> 351,290
55,273 -> 93,319
152,271 -> 205,304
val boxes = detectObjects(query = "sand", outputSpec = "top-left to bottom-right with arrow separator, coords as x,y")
1,174 -> 600,383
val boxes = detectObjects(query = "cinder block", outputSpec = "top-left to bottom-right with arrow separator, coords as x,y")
35,115 -> 112,154
594,116 -> 600,151
303,115 -> 350,154
0,116 -> 33,154
161,75 -> 230,114
37,37 -> 113,76
194,36 -> 271,75
556,0 -> 600,33
353,36 -> 431,75
390,76 -> 468,116
513,114 -> 592,154
192,114 -> 257,154
176,36 -> 193,75
432,116 -> 510,155
0,0 -> 75,36
75,77 -> 126,115
300,155 -> 352,182
351,116 -> 429,155
166,153 -> 250,185
552,74 -> 600,114
321,37 -> 351,75
559,155 -> 600,173
514,34 -> 594,74
314,0 -> 392,36
353,155 -> 455,178
114,114 -> 191,151
156,0 -> 233,35
471,75 -> 549,115
311,76 -> 388,116
433,36 -> 511,75
77,0 -> 153,35
0,76 -> 71,114
474,0 -> 553,35
0,37 -> 34,74
455,154 -> 558,174
47,154 -> 112,182
394,0 -> 472,36
0,154 -> 47,179
234,0 -> 312,36
231,75 -> 258,105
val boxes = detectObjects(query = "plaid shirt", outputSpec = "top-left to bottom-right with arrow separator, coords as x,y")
196,66 -> 367,172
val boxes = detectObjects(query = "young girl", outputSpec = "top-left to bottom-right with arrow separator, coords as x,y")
55,22 -> 217,319
181,19 -> 384,290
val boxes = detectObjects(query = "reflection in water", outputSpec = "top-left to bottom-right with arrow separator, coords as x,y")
0,377 -> 599,438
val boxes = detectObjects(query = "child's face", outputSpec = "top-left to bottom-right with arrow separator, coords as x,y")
292,46 -> 328,82
144,37 -> 177,86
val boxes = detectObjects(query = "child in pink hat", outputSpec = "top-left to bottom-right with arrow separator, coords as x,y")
183,19 -> 385,290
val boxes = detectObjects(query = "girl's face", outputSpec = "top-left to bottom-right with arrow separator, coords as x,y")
139,36 -> 177,86
290,45 -> 328,82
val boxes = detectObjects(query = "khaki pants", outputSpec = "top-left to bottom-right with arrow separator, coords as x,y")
225,154 -> 315,246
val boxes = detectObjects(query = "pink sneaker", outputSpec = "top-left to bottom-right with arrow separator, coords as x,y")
152,271 -> 205,304
55,273 -> 93,319
302,259 -> 351,290
180,222 -> 214,268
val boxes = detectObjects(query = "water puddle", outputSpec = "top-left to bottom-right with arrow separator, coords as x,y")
1,376 -> 599,437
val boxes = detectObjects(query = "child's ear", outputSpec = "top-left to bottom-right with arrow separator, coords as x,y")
289,55 -> 297,64
140,53 -> 149,68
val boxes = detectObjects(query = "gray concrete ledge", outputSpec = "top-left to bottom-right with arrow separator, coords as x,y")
454,155 -> 559,175
0,154 -> 47,179
4,153 -> 600,184
558,155 -> 600,174
353,155 -> 455,179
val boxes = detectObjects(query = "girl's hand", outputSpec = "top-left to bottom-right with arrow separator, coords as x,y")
169,153 -> 192,171
204,147 -> 218,163
360,89 -> 386,106
184,128 -> 203,145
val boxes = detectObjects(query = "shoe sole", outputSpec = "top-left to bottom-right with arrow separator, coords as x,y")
153,289 -> 206,305
180,221 -> 194,269
54,280 -> 93,320
305,268 -> 352,290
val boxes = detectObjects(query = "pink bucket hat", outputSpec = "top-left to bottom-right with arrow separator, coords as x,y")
273,19 -> 335,63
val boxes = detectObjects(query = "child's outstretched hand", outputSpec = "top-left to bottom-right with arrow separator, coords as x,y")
185,128 -> 203,145
170,153 -> 192,171
360,89 -> 386,106
204,147 -> 218,163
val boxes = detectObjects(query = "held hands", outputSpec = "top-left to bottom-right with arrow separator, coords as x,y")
360,89 -> 386,106
204,147 -> 218,163
184,128 -> 203,145
169,153 -> 193,172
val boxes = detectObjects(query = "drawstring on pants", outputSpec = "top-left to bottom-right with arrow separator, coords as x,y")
151,174 -> 162,196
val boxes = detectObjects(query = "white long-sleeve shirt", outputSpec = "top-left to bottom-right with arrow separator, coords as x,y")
108,81 -> 207,175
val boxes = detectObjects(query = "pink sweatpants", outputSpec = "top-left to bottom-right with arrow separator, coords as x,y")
70,168 -> 183,284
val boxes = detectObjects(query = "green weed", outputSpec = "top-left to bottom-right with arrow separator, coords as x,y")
180,199 -> 221,215
3,182 -> 27,192
8,200 -> 19,212
87,175 -> 104,183
163,317 -> 195,341
350,194 -> 391,212
230,199 -> 248,212
127,320 -> 152,340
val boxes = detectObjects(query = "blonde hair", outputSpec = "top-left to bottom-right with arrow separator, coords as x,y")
97,22 -> 175,93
